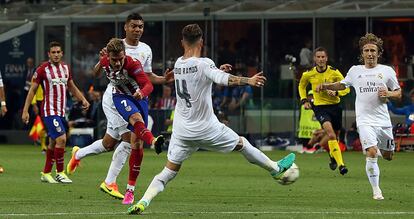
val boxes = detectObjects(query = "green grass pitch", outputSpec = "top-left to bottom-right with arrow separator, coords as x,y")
0,145 -> 413,218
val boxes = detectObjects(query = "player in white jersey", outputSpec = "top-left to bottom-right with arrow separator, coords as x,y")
0,70 -> 7,117
316,33 -> 401,200
67,13 -> 173,204
127,24 -> 296,214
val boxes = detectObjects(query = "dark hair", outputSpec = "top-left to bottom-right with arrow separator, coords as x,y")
106,38 -> 125,54
182,24 -> 203,45
358,33 -> 384,63
126,12 -> 143,23
313,47 -> 328,56
49,41 -> 62,51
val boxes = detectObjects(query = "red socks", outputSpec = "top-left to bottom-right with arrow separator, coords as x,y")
128,147 -> 144,186
54,147 -> 65,173
43,148 -> 55,173
133,121 -> 154,145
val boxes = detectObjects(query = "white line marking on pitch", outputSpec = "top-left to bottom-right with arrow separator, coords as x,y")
2,211 -> 414,216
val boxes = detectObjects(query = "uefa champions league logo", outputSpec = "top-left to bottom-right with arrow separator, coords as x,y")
8,36 -> 24,58
12,37 -> 21,49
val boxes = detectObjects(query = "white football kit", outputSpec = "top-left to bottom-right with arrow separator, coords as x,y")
103,40 -> 153,139
167,57 -> 239,164
341,64 -> 400,151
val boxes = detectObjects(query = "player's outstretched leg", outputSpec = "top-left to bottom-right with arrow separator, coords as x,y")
238,137 -> 295,180
127,166 -> 178,214
67,146 -> 80,174
99,141 -> 131,200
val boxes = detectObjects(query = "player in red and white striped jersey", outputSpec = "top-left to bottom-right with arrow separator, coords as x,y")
22,41 -> 90,184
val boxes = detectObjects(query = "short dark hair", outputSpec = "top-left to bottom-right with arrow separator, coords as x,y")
314,47 -> 328,56
126,12 -> 143,23
182,24 -> 203,45
49,41 -> 62,51
106,38 -> 125,54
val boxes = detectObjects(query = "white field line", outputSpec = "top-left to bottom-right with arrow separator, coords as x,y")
2,211 -> 414,217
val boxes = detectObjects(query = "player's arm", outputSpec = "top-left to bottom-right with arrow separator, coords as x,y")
130,67 -> 153,100
379,88 -> 401,101
316,81 -> 346,93
92,61 -> 103,77
67,80 -> 90,110
22,81 -> 39,124
298,73 -> 311,108
146,69 -> 174,85
335,71 -> 350,97
228,72 -> 266,87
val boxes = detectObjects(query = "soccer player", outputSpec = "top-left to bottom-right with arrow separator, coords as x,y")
22,41 -> 90,183
127,24 -> 296,214
0,70 -> 7,117
67,13 -> 173,204
298,47 -> 350,175
316,33 -> 401,200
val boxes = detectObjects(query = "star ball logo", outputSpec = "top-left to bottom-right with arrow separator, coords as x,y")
12,37 -> 21,49
8,36 -> 24,58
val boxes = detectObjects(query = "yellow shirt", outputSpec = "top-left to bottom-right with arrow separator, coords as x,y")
298,65 -> 350,106
31,85 -> 44,104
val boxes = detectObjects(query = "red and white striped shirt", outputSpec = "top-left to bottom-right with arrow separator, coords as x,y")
33,61 -> 72,117
100,55 -> 153,97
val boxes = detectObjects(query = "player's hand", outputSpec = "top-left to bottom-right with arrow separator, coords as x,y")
22,111 -> 30,124
220,64 -> 232,72
378,87 -> 388,98
0,105 -> 7,117
326,90 -> 337,97
378,87 -> 388,102
99,47 -> 107,59
315,84 -> 325,93
248,72 -> 266,87
164,68 -> 174,84
303,102 -> 312,110
81,99 -> 90,111
133,90 -> 144,100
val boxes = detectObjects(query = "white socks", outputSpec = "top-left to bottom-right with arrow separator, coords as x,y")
75,139 -> 107,160
104,141 -> 131,185
366,157 -> 380,193
239,137 -> 279,173
140,167 -> 177,205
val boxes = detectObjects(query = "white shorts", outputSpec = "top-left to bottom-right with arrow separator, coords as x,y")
167,124 -> 239,165
358,125 -> 395,152
103,85 -> 129,140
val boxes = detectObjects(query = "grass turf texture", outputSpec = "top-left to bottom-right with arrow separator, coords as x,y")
0,145 -> 413,218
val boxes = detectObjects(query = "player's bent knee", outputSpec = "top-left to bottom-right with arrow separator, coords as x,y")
365,147 -> 378,158
382,151 -> 393,161
233,137 -> 246,151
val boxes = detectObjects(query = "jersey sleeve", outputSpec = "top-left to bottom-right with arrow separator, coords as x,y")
67,65 -> 73,81
298,71 -> 310,100
201,58 -> 229,85
128,59 -> 153,97
386,66 -> 401,91
33,66 -> 45,85
341,66 -> 354,87
142,46 -> 153,73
